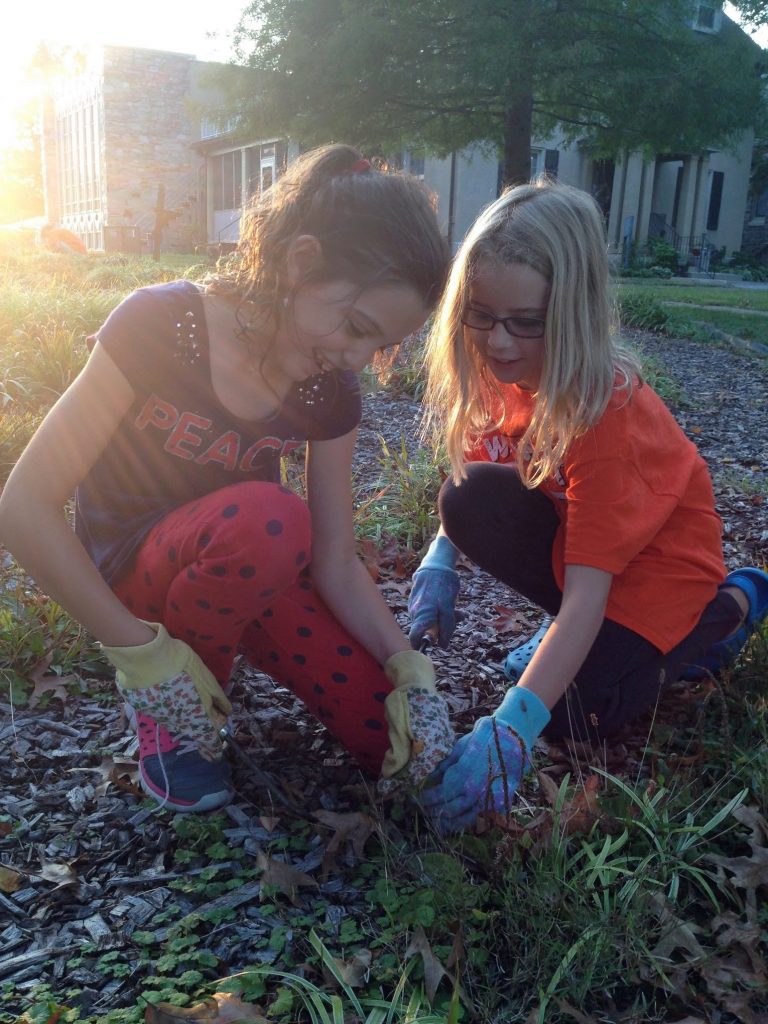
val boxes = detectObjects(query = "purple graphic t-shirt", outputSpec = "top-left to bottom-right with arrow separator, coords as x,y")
75,281 -> 361,583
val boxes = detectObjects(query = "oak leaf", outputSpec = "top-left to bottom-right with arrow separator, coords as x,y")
404,926 -> 448,1004
322,948 -> 372,989
255,849 -> 316,905
314,809 -> 376,877
27,653 -> 77,708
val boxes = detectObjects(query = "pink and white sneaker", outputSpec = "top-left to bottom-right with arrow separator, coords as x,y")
131,709 -> 234,813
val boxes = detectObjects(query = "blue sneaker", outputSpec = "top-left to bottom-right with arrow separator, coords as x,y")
681,568 -> 768,681
131,709 -> 234,813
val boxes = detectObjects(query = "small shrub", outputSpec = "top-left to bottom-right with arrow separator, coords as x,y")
618,291 -> 672,332
618,265 -> 673,279
646,238 -> 680,273
356,436 -> 443,550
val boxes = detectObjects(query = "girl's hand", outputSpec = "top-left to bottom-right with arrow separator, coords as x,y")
379,650 -> 455,788
419,717 -> 527,832
420,686 -> 550,832
408,535 -> 460,649
101,623 -> 232,761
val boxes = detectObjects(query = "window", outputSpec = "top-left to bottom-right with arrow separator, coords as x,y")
55,85 -> 104,249
706,171 -> 724,231
544,149 -> 559,180
406,152 -> 425,178
211,151 -> 243,211
245,146 -> 261,198
200,115 -> 238,140
693,3 -> 722,33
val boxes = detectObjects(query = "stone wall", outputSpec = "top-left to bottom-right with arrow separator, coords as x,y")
101,47 -> 207,252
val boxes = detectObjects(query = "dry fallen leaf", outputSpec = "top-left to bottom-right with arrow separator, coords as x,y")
706,805 -> 768,913
35,854 -> 80,891
255,849 -> 316,905
27,653 -> 77,708
404,926 -> 448,1004
0,864 -> 22,893
69,755 -> 142,797
711,910 -> 766,980
314,809 -> 377,878
322,948 -> 372,990
558,775 -> 602,836
145,992 -> 269,1024
490,606 -> 527,635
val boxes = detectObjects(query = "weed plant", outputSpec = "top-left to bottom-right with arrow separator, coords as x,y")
0,560 -> 105,704
617,290 -> 673,333
356,435 -> 444,551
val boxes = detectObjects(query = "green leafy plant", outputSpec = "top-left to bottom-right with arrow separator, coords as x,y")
221,929 -> 460,1023
646,238 -> 681,273
0,563 -> 103,703
618,290 -> 673,332
356,436 -> 443,550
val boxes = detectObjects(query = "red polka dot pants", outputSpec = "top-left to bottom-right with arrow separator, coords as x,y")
112,481 -> 391,772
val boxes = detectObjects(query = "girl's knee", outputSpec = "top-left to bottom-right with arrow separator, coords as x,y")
202,482 -> 311,550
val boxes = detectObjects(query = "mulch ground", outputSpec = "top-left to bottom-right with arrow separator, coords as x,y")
1,329 -> 766,1019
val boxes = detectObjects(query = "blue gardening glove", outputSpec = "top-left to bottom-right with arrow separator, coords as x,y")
408,535 -> 460,649
420,686 -> 550,833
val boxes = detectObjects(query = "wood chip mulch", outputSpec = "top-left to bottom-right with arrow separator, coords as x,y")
0,329 -> 766,1017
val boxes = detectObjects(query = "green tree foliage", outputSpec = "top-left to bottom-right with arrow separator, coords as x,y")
225,0 -> 764,185
730,0 -> 768,25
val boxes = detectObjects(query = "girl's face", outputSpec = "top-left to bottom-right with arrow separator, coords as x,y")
276,278 -> 430,381
467,260 -> 550,391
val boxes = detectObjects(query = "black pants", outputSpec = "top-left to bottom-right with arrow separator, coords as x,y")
439,462 -> 740,743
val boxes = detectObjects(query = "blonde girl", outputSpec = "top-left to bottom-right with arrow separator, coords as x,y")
409,180 -> 768,832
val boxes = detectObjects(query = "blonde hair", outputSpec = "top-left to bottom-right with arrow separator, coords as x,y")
423,179 -> 641,487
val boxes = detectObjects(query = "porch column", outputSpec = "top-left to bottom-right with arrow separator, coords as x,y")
607,154 -> 628,250
636,158 -> 657,245
607,152 -> 650,251
675,156 -> 702,243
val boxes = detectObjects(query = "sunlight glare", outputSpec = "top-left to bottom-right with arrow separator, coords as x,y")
0,0 -> 245,156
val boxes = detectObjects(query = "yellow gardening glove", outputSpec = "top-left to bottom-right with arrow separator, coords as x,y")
101,622 -> 232,761
380,649 -> 454,788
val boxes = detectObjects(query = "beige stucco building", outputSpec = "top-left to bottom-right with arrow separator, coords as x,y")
421,130 -> 754,263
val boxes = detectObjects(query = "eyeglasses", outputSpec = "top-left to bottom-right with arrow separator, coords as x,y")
461,306 -> 546,339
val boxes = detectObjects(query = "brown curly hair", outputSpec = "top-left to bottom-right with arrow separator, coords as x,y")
207,144 -> 449,340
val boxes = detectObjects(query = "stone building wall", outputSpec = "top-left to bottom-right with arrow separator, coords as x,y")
101,47 -> 207,252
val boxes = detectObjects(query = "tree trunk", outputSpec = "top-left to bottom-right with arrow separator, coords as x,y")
502,93 -> 534,189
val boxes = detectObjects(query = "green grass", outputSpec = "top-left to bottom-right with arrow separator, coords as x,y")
667,306 -> 768,347
618,282 -> 768,311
